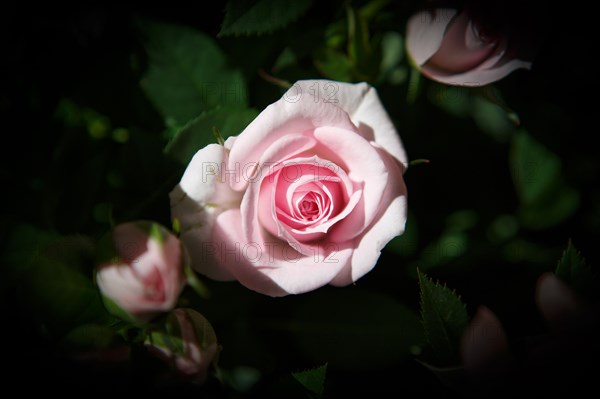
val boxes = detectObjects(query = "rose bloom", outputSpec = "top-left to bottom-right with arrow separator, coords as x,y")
145,308 -> 219,384
406,8 -> 535,86
96,221 -> 186,321
171,80 -> 407,296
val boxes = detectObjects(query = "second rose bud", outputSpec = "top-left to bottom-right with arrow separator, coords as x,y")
96,221 -> 187,323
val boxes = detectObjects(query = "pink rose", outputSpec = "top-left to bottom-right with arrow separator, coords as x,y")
171,80 -> 407,296
406,8 -> 534,85
145,308 -> 219,384
96,221 -> 186,322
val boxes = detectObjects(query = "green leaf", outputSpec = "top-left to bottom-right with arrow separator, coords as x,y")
3,228 -> 114,337
474,85 -> 520,126
346,6 -> 381,80
358,0 -> 391,21
555,241 -> 597,301
511,130 -> 563,205
5,230 -> 107,336
510,130 -> 580,229
147,308 -> 219,363
445,210 -> 478,233
3,224 -> 58,276
29,255 -> 108,336
290,289 -> 424,370
313,48 -> 355,82
219,0 -> 313,37
100,295 -> 139,325
164,106 -> 258,165
471,96 -> 517,142
184,264 -> 211,299
138,18 -> 247,125
379,31 -> 405,84
169,308 -> 219,352
406,67 -> 421,104
414,232 -> 469,274
220,367 -> 262,393
62,324 -> 116,351
428,83 -> 471,117
292,363 -> 327,398
272,47 -> 298,72
149,222 -> 166,245
417,270 -> 469,366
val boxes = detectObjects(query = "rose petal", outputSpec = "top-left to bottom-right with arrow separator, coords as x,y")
242,134 -> 318,248
406,9 -> 458,67
97,265 -> 170,315
426,11 -> 499,73
250,242 -> 353,295
214,207 -> 352,296
273,158 -> 348,233
330,147 -> 406,285
178,228 -> 235,281
291,80 -> 408,167
228,93 -> 358,191
427,58 -> 531,86
112,223 -> 149,263
421,36 -> 531,85
171,143 -> 242,280
314,127 -> 389,242
177,144 -> 240,205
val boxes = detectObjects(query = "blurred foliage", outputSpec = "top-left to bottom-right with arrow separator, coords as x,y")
219,0 -> 314,37
2,0 -> 600,397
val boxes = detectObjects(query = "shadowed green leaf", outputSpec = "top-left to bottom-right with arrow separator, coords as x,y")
185,264 -> 211,299
30,257 -> 107,335
313,48 -> 355,82
510,130 -> 580,229
346,5 -> 381,80
164,106 -> 258,165
290,289 -> 424,370
100,295 -> 139,324
138,18 -> 247,125
418,270 -> 469,366
556,241 -> 597,301
428,83 -> 471,117
379,31 -> 405,85
62,324 -> 116,351
292,363 -> 327,397
472,96 -> 517,142
219,0 -> 313,37
5,229 -> 107,336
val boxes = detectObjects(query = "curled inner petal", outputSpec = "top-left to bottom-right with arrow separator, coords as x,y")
426,11 -> 499,74
257,156 -> 358,247
140,265 -> 166,302
295,191 -> 324,221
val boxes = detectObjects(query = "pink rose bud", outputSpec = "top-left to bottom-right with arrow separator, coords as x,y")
535,272 -> 586,332
96,221 -> 186,322
406,8 -> 538,85
145,308 -> 219,384
171,80 -> 408,296
460,306 -> 513,378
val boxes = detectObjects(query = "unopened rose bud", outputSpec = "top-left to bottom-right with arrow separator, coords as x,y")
145,308 -> 219,384
406,8 -> 540,85
96,221 -> 186,322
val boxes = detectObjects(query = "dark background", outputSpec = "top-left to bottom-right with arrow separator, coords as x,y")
2,1 -> 599,397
